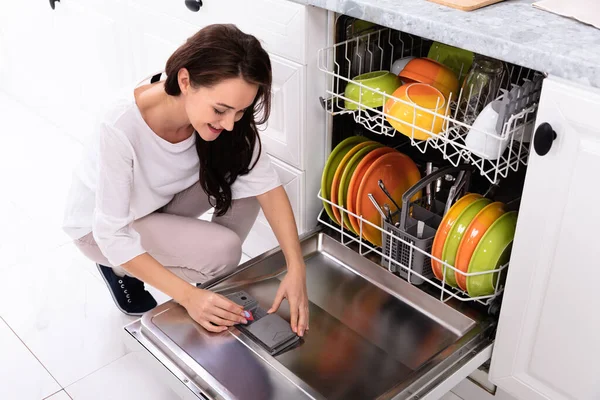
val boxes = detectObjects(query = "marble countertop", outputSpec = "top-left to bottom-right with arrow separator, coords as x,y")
292,0 -> 600,89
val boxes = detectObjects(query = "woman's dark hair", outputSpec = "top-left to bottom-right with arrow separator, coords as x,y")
164,24 -> 272,216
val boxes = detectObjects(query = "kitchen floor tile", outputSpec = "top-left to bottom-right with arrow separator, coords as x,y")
0,317 -> 61,400
0,244 -> 137,387
44,390 -> 73,400
66,352 -> 188,400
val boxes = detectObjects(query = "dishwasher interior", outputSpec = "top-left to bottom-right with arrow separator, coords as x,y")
317,15 -> 543,314
124,15 -> 544,400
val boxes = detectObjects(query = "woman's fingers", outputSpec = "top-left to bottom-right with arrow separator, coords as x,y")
212,306 -> 247,324
200,319 -> 227,333
297,304 -> 309,337
214,294 -> 244,314
289,299 -> 299,335
208,314 -> 237,327
268,287 -> 285,314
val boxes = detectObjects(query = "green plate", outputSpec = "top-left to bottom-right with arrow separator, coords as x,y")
321,136 -> 369,222
441,198 -> 491,288
467,211 -> 518,298
337,142 -> 383,233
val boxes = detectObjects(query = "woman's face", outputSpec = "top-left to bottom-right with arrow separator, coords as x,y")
180,71 -> 259,142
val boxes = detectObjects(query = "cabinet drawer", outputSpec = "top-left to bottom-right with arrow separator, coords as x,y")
261,55 -> 305,169
242,157 -> 304,258
129,0 -> 308,64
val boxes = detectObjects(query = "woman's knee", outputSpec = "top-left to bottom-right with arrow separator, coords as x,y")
204,227 -> 243,277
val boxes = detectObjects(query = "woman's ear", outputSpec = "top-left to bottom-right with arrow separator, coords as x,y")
177,68 -> 191,95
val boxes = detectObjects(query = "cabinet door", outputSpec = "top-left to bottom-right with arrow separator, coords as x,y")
242,157 -> 304,258
260,55 -> 305,169
490,77 -> 600,400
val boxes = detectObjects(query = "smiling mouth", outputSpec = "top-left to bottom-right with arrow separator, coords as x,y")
208,123 -> 223,133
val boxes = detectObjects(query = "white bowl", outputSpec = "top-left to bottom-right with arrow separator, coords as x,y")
465,100 -> 508,160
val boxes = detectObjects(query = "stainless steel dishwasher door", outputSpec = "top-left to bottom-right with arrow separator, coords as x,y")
125,232 -> 494,400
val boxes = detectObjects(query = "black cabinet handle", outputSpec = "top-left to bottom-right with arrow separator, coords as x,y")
49,0 -> 60,10
533,122 -> 557,156
185,0 -> 203,12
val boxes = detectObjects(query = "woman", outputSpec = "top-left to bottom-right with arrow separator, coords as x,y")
62,24 -> 308,337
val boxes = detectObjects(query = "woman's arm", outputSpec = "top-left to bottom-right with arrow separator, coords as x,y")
257,186 -> 309,337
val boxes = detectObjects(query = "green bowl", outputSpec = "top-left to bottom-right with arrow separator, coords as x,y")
427,42 -> 474,83
467,211 -> 518,298
344,71 -> 402,110
441,198 -> 491,287
321,136 -> 369,223
337,142 -> 383,233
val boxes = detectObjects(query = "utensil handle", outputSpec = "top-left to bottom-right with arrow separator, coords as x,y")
399,165 -> 474,230
368,194 -> 387,222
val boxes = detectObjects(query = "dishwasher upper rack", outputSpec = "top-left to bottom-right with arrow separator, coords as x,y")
316,190 -> 507,306
317,27 -> 542,185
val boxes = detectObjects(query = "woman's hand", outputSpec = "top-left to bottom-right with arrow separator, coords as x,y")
181,288 -> 248,333
268,266 -> 309,337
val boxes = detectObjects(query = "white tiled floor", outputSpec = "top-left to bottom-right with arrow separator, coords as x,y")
0,92 -> 464,399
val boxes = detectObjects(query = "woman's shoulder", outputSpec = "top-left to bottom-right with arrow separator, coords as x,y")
98,71 -> 164,132
96,88 -> 135,127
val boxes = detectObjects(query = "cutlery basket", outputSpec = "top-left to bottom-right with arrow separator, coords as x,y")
381,166 -> 472,285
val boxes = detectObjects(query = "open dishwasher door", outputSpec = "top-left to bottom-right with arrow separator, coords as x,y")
125,232 -> 495,400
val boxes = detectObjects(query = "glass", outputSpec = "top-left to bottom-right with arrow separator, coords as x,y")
459,54 -> 505,123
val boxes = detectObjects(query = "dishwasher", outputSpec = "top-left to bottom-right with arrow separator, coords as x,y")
124,15 -> 543,400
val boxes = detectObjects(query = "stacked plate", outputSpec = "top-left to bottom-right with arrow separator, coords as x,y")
431,194 -> 518,297
321,136 -> 421,247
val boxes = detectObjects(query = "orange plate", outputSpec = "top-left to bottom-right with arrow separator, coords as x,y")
331,141 -> 376,224
356,152 -> 421,246
431,193 -> 482,281
347,147 -> 396,234
455,202 -> 505,290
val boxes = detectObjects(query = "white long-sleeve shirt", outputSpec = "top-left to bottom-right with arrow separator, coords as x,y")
62,74 -> 281,266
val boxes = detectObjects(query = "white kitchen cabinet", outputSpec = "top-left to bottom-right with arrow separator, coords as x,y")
242,156 -> 304,258
490,76 -> 600,400
260,55 -> 305,169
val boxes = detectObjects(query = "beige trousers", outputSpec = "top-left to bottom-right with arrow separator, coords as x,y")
74,181 -> 260,283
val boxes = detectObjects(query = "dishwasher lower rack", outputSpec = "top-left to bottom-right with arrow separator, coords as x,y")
317,191 -> 508,306
124,231 -> 495,400
318,27 -> 542,185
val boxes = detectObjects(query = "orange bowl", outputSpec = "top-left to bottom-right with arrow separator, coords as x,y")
331,141 -> 377,224
431,193 -> 482,281
347,147 -> 396,234
385,83 -> 448,140
399,58 -> 459,101
455,202 -> 506,290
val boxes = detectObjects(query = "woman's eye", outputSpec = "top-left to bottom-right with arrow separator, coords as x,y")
213,108 -> 226,115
